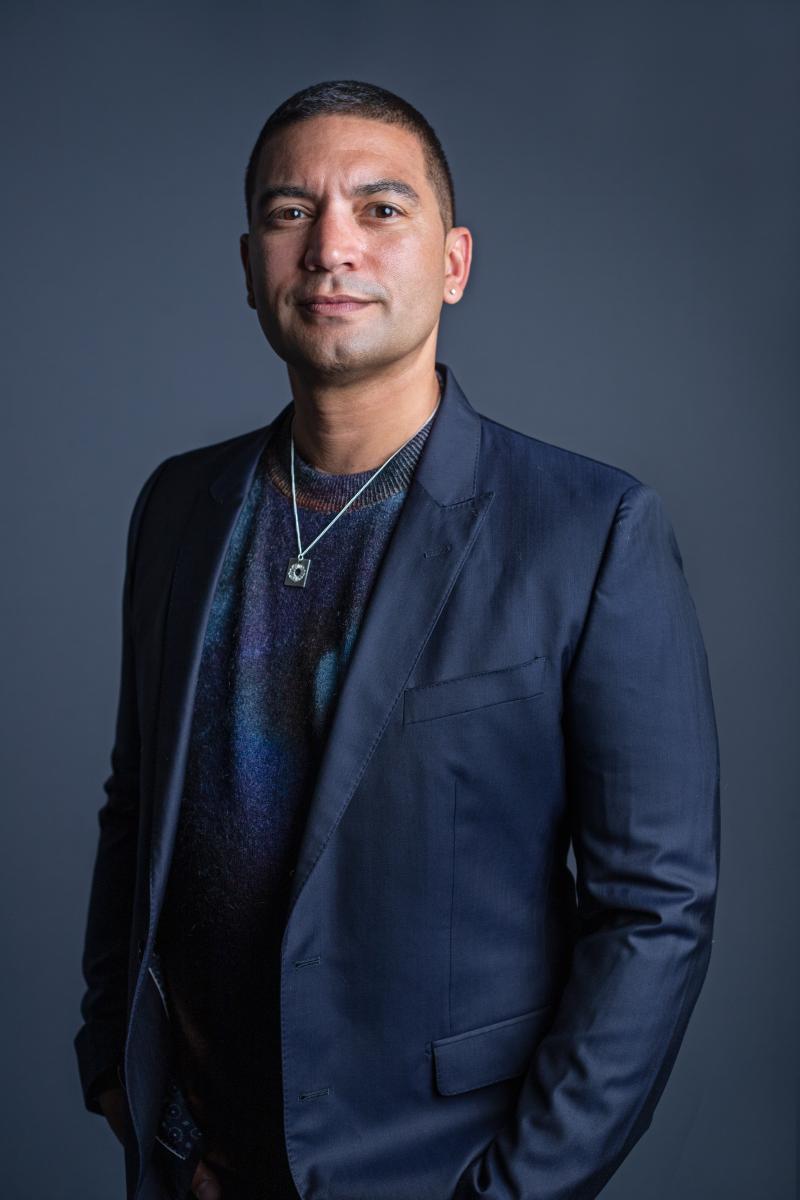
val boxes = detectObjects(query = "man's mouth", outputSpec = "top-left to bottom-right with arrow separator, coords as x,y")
300,296 -> 374,314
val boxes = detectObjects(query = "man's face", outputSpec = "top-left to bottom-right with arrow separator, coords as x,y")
240,114 -> 466,381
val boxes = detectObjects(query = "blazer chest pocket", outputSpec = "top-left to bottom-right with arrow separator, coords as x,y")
430,1001 -> 557,1096
403,655 -> 548,725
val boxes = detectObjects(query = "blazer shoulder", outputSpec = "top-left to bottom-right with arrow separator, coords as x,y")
126,421 -> 272,555
478,412 -> 644,504
138,420 -> 272,504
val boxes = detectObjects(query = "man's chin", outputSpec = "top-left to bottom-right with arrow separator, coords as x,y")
280,339 -> 391,381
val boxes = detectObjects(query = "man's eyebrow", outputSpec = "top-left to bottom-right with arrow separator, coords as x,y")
257,179 -> 422,208
351,179 -> 421,204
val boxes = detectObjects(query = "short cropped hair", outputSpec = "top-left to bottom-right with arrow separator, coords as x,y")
244,79 -> 456,234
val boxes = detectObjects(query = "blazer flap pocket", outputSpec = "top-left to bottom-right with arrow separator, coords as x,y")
431,1002 -> 556,1096
404,655 -> 548,725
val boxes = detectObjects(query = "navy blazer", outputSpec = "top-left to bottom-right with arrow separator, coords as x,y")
75,361 -> 720,1200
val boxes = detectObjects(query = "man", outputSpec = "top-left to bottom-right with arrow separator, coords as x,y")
75,79 -> 720,1200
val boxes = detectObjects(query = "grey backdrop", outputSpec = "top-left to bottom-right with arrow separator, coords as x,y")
2,2 -> 797,1198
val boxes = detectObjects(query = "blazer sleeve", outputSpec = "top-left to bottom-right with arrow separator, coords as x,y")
73,455 -> 172,1115
452,482 -> 721,1200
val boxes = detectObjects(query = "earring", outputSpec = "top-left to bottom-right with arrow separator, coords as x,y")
449,288 -> 457,295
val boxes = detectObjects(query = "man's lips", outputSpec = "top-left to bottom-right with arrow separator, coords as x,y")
299,295 -> 374,314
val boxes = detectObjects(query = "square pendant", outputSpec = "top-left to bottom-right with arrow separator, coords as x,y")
285,556 -> 310,587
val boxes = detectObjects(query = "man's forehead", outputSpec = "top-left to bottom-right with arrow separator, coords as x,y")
258,116 -> 427,187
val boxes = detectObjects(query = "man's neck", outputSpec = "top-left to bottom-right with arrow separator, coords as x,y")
286,362 -> 442,476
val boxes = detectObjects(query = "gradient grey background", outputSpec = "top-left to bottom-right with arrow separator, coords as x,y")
2,2 -> 797,1197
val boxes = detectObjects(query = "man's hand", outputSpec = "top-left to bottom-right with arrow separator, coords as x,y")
98,1087 -> 221,1197
189,1158 -> 222,1198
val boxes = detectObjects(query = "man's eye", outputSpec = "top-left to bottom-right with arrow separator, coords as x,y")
269,203 -> 400,222
274,207 -> 307,221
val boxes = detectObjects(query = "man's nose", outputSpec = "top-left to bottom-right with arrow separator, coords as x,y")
303,209 -> 364,273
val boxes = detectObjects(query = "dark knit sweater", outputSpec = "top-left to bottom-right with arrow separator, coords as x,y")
155,381 -> 440,1195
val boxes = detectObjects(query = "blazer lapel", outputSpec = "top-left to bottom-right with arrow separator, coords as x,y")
145,362 -> 494,950
284,364 -> 494,914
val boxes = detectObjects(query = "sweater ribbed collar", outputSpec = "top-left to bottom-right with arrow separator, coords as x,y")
263,369 -> 443,513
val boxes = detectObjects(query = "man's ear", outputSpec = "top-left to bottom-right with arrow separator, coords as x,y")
443,226 -> 472,303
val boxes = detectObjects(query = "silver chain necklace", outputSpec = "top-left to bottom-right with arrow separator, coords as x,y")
284,381 -> 442,588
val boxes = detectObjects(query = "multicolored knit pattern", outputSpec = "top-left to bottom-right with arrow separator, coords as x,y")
155,381 -> 440,1195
